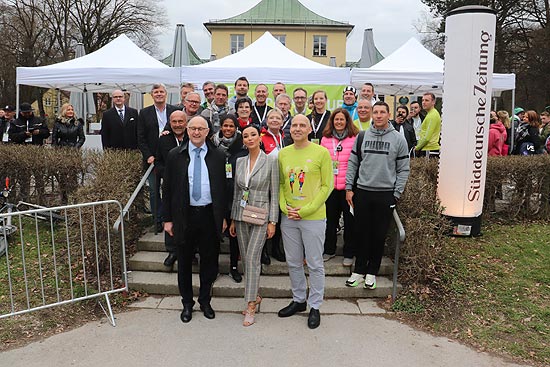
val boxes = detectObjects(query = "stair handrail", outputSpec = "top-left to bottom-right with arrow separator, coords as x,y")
113,163 -> 154,233
392,209 -> 406,303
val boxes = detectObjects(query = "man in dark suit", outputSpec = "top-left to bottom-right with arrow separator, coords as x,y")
156,110 -> 187,268
137,83 -> 180,232
163,115 -> 227,323
101,90 -> 139,149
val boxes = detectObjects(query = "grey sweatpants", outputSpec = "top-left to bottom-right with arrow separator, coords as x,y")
281,215 -> 326,309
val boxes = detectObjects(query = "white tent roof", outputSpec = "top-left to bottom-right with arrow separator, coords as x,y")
16,34 -> 180,92
181,32 -> 350,85
351,37 -> 515,96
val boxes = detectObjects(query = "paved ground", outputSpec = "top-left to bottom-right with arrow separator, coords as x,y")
0,296 -> 530,367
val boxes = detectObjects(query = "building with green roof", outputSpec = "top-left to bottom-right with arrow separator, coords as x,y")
204,0 -> 354,66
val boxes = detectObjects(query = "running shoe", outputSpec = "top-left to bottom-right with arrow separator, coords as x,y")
345,272 -> 365,287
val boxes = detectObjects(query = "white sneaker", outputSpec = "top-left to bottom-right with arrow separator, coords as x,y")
345,272 -> 365,287
342,257 -> 354,267
364,274 -> 376,290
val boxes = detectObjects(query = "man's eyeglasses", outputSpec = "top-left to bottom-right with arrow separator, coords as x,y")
186,100 -> 201,104
187,127 -> 208,132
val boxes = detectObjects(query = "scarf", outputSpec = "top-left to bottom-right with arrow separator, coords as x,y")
213,131 -> 238,153
332,128 -> 348,140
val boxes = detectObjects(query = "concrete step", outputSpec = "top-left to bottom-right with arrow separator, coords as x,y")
137,232 -> 348,256
129,251 -> 394,276
128,271 -> 400,299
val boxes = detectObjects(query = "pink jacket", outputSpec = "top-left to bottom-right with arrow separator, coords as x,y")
488,121 -> 507,156
321,135 -> 356,190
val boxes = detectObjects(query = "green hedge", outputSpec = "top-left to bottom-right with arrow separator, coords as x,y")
0,145 -> 144,281
2,144 -> 548,283
397,155 -> 550,285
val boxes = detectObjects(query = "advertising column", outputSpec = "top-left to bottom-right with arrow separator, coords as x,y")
438,6 -> 496,236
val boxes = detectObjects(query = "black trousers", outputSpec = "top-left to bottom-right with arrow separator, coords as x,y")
177,205 -> 219,306
224,212 -> 240,268
324,189 -> 355,258
353,189 -> 395,275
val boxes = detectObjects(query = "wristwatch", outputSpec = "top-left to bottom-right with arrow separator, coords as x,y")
269,221 -> 277,226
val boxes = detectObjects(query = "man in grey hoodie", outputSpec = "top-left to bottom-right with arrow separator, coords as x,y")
344,101 -> 410,290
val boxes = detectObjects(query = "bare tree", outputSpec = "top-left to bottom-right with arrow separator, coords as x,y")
0,0 -> 168,105
419,0 -> 550,110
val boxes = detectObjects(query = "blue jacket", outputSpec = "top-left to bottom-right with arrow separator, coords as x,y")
342,102 -> 358,121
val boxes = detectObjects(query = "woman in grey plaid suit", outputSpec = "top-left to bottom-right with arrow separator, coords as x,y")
229,125 -> 279,327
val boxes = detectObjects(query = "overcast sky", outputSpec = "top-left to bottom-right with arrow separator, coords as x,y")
159,0 -> 431,61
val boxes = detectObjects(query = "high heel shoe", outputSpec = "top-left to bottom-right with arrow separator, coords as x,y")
243,306 -> 256,327
242,295 -> 262,315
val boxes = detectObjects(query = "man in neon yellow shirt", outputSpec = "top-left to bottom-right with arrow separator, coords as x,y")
353,99 -> 372,132
277,114 -> 333,329
415,92 -> 441,158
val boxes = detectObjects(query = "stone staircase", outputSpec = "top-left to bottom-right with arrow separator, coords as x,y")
128,231 -> 401,299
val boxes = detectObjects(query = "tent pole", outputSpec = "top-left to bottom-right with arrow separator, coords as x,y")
510,88 -> 516,154
16,84 -> 20,115
56,89 -> 61,115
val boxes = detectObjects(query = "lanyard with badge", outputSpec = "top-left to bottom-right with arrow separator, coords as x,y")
240,155 -> 258,208
2,122 -> 8,142
331,137 -> 342,175
311,110 -> 327,144
25,120 -> 32,143
253,105 -> 267,124
267,130 -> 283,151
225,156 -> 232,179
281,114 -> 292,132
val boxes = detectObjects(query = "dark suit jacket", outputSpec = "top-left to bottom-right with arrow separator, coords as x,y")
101,106 -> 139,150
155,132 -> 187,178
162,139 -> 227,246
137,104 -> 179,165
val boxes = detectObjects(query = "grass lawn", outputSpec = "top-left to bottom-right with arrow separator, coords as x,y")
0,214 -> 131,351
392,221 -> 549,366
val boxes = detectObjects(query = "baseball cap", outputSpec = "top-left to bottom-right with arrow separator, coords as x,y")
19,103 -> 33,112
3,105 -> 15,112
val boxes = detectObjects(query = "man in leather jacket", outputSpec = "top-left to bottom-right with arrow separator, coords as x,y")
8,103 -> 50,145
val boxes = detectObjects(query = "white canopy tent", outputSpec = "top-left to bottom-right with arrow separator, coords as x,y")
350,38 -> 515,96
180,32 -> 350,85
16,34 -> 180,93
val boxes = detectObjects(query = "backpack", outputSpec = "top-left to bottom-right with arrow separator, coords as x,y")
352,131 -> 366,188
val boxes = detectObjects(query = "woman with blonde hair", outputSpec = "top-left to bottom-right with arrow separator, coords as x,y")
52,103 -> 85,148
496,110 -> 511,155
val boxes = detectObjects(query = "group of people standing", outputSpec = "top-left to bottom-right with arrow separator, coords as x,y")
126,78 -> 411,330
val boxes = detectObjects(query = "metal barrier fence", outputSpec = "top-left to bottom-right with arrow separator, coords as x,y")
0,200 -> 127,326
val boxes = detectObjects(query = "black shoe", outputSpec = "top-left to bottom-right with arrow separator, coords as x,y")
155,222 -> 163,233
229,267 -> 242,283
200,303 -> 215,319
180,304 -> 193,323
261,247 -> 271,265
163,253 -> 177,267
307,308 -> 321,329
278,301 -> 307,318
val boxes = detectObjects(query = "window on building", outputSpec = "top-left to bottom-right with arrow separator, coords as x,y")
274,35 -> 286,46
313,35 -> 327,57
44,97 -> 52,106
230,34 -> 244,54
